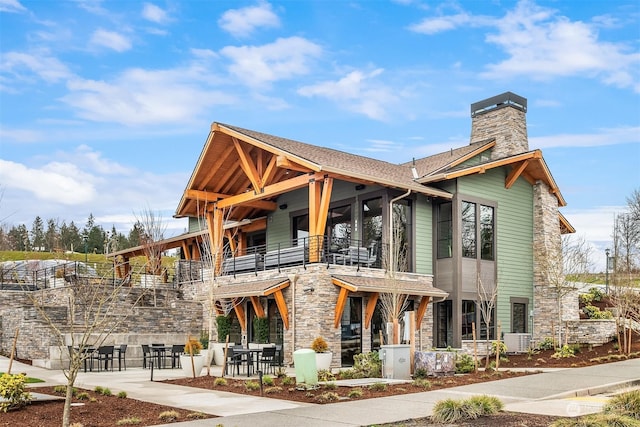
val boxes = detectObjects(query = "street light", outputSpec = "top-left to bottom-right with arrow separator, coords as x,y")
605,248 -> 610,294
83,233 -> 88,263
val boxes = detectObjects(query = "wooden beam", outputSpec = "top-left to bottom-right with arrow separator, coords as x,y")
505,160 -> 530,189
273,289 -> 290,330
234,302 -> 246,332
262,155 -> 278,186
207,208 -> 224,274
334,287 -> 350,329
364,292 -> 379,329
415,296 -> 431,329
276,156 -> 314,173
199,143 -> 236,188
216,172 -> 323,209
315,177 -> 333,236
233,138 -> 263,191
239,218 -> 267,233
185,189 -> 226,203
250,296 -> 265,318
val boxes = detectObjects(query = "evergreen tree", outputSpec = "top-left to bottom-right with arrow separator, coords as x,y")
31,216 -> 45,251
45,218 -> 58,252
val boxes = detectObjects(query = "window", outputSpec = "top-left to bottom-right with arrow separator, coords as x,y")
461,201 -> 476,258
363,197 -> 383,247
437,202 -> 452,259
292,214 -> 309,245
327,204 -> 352,250
511,300 -> 528,333
478,301 -> 495,340
462,300 -> 476,340
480,205 -> 494,260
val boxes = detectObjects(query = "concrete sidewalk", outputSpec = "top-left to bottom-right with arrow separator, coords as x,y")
2,356 -> 638,426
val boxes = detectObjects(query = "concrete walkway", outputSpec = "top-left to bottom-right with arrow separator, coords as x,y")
2,356 -> 638,426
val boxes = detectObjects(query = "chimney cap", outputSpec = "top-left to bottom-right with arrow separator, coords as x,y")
471,91 -> 527,117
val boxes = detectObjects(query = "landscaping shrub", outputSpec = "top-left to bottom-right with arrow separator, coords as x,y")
350,351 -> 381,378
431,395 -> 503,423
348,388 -> 363,398
368,382 -> 387,392
76,392 -> 90,400
158,410 -> 180,422
431,398 -> 467,423
264,386 -> 283,394
490,341 -> 508,356
455,353 -> 476,373
466,395 -> 503,414
115,417 -> 141,425
582,304 -> 613,319
186,412 -> 208,419
604,390 -> 640,420
317,369 -> 336,382
552,413 -> 639,427
413,367 -> 428,379
552,344 -> 576,359
213,377 -> 227,386
587,287 -> 604,302
323,382 -> 337,390
412,378 -> 432,390
117,391 -> 127,398
537,337 -> 555,351
244,380 -> 260,391
261,374 -> 274,386
0,373 -> 32,412
281,376 -> 295,386
315,392 -> 339,403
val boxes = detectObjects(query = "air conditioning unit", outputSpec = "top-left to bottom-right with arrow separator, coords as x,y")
503,333 -> 532,353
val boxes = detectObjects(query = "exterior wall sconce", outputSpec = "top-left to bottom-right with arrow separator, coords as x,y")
303,285 -> 314,293
355,184 -> 365,191
279,203 -> 288,210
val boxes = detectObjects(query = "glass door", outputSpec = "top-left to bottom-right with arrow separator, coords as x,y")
341,297 -> 362,366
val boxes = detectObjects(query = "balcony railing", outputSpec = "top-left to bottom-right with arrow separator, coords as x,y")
174,236 -> 385,283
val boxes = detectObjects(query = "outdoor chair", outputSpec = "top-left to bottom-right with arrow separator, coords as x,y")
141,344 -> 151,369
96,345 -> 114,372
259,346 -> 277,374
225,347 -> 244,377
116,344 -> 127,371
171,344 -> 183,368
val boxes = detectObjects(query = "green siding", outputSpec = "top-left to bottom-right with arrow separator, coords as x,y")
414,194 -> 433,274
457,168 -> 534,333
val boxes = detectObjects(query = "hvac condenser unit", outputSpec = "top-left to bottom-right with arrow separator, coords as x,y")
503,333 -> 532,353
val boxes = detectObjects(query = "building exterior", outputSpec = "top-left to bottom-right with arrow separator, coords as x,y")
137,91 -> 575,368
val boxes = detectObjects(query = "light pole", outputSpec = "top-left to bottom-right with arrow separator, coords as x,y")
83,233 -> 88,263
605,248 -> 610,294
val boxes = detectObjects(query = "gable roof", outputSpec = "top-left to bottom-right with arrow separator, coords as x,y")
175,122 -> 451,219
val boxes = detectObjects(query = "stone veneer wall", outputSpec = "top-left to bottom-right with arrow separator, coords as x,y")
470,105 -> 528,159
204,263 -> 440,368
0,286 -> 202,369
566,320 -> 616,345
532,180 -> 564,342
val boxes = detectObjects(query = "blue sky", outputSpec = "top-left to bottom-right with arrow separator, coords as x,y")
1,0 -> 638,270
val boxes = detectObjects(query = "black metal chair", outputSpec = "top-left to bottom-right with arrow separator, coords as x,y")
96,345 -> 114,372
141,344 -> 151,369
225,347 -> 243,377
171,344 -> 183,368
259,346 -> 277,374
151,344 -> 167,368
116,344 -> 127,371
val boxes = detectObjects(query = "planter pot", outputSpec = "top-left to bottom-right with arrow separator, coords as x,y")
179,354 -> 205,377
211,343 -> 227,366
315,352 -> 333,371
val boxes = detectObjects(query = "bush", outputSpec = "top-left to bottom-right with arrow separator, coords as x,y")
244,380 -> 260,391
490,341 -> 508,356
432,395 -> 503,424
455,353 -> 476,373
323,382 -> 337,390
311,336 -> 329,353
281,376 -> 295,386
537,337 -> 555,351
158,410 -> 180,422
552,345 -> 576,359
116,417 -> 141,425
184,337 -> 203,355
0,374 -> 31,412
348,388 -> 363,398
352,351 -> 381,378
186,412 -> 207,419
317,369 -> 335,382
253,316 -> 270,344
213,377 -> 227,386
412,378 -> 432,390
117,391 -> 127,398
604,389 -> 640,420
368,382 -> 387,392
588,287 -> 604,302
579,293 -> 594,305
552,413 -> 639,427
582,304 -> 613,319
76,392 -> 90,400
315,392 -> 339,403
261,375 -> 274,386
264,386 -> 283,394
216,315 -> 231,342
413,367 -> 429,379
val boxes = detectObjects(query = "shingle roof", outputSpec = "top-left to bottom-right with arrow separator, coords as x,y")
219,123 -> 452,199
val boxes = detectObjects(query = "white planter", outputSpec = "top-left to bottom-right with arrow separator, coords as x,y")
211,343 -> 227,365
315,352 -> 333,371
179,354 -> 205,377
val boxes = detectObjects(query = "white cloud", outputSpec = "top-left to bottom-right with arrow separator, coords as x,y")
0,159 -> 96,205
90,29 -> 132,52
408,13 -> 473,34
0,0 -> 26,13
62,64 -> 236,126
530,126 -> 640,149
481,1 -> 640,91
298,68 -> 399,120
1,50 -> 73,84
218,1 -> 280,37
142,3 -> 168,24
0,127 -> 44,143
221,36 -> 322,87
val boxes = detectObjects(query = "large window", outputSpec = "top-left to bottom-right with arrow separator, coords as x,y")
292,214 -> 309,245
327,204 -> 352,250
461,201 -> 476,258
437,202 -> 452,259
511,298 -> 528,333
480,205 -> 494,260
462,300 -> 476,340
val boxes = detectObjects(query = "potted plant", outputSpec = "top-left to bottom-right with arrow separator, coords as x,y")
211,315 -> 231,365
180,337 -> 204,378
311,336 -> 332,371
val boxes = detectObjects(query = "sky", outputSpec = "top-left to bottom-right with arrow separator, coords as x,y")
1,0 -> 639,270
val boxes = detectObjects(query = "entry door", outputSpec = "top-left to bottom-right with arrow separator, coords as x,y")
341,297 -> 362,366
436,300 -> 452,348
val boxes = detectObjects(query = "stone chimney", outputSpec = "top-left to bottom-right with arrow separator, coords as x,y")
470,92 -> 528,159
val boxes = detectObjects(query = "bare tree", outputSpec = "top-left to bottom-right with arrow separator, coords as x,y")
25,261 -> 149,427
476,273 -> 498,368
379,203 -> 411,344
543,235 -> 593,347
136,208 -> 167,306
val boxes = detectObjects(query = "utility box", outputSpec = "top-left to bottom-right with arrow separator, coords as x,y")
380,344 -> 411,380
414,351 -> 456,376
504,333 -> 532,353
293,349 -> 318,386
